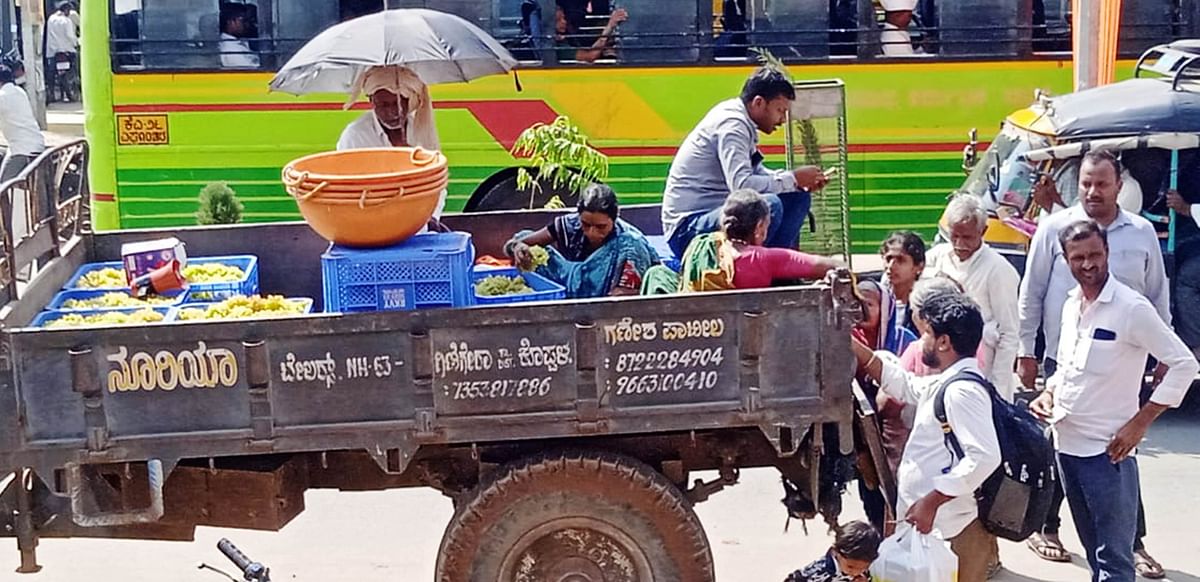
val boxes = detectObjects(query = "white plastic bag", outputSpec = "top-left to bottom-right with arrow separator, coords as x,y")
871,525 -> 958,582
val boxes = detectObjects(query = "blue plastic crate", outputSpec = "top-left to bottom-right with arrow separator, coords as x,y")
321,233 -> 475,312
64,256 -> 258,301
472,267 -> 566,306
30,306 -> 173,329
47,288 -> 186,311
63,261 -> 129,290
181,255 -> 259,302
645,234 -> 681,272
169,297 -> 314,322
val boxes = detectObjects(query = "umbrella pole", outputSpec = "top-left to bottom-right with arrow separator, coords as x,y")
1169,150 -> 1179,256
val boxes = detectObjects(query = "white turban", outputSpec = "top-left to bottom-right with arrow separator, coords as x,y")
346,65 -> 440,151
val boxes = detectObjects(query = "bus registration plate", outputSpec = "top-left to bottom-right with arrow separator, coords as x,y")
117,114 -> 170,146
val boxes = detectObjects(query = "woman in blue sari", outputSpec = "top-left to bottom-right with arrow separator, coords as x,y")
504,184 -> 659,298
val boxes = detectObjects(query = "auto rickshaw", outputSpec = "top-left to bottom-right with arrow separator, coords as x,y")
942,39 -> 1200,347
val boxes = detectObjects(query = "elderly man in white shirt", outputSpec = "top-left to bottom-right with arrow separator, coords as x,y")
853,291 -> 1001,582
1018,150 -> 1170,570
338,66 -> 443,217
926,194 -> 1021,400
1030,219 -> 1196,582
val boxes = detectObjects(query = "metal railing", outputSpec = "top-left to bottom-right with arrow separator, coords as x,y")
0,138 -> 89,306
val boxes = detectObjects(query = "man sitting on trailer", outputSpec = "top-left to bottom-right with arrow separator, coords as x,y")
661,67 -> 828,259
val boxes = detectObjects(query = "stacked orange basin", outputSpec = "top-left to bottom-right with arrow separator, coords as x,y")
283,147 -> 448,247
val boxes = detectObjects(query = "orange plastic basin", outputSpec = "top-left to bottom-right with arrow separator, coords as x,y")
295,188 -> 441,247
292,165 -> 448,192
282,147 -> 447,187
289,168 -> 449,200
284,147 -> 449,247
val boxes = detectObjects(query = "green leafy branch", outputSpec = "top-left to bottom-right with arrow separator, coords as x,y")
510,116 -> 609,202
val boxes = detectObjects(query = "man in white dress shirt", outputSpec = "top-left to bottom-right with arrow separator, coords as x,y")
219,3 -> 260,69
1017,150 -> 1170,570
926,194 -> 1021,400
853,291 -> 1001,582
1030,219 -> 1196,582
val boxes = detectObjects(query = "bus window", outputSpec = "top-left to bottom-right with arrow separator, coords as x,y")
745,0 -> 829,60
939,0 -> 1017,57
111,0 -> 144,69
274,1 -> 339,66
340,0 -> 383,22
495,0 -> 545,64
112,0 -> 224,70
617,0 -> 699,64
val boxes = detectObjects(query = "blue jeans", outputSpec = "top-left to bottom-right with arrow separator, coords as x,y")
667,190 -> 812,258
1040,359 -> 1148,550
1059,452 -> 1140,582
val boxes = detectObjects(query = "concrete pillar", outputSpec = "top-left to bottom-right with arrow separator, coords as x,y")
1072,0 -> 1122,91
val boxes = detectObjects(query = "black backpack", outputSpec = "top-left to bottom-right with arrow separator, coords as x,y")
934,370 -> 1057,542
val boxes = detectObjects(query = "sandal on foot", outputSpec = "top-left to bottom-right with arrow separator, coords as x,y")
1135,549 -> 1166,579
1026,532 -> 1071,563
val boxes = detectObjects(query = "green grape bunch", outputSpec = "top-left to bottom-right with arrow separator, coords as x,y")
182,263 -> 246,283
177,294 -> 308,321
62,292 -> 175,309
475,275 -> 534,297
46,308 -> 165,329
526,246 -> 550,271
77,268 -> 127,289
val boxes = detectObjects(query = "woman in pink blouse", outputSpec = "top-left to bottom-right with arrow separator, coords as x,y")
719,189 -> 843,288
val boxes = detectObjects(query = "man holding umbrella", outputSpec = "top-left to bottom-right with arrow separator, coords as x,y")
337,65 -> 443,212
271,9 -> 518,214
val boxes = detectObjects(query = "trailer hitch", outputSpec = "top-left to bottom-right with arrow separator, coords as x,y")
685,466 -> 739,504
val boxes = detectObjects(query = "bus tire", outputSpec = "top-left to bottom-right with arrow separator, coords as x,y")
435,450 -> 714,582
464,168 -> 585,213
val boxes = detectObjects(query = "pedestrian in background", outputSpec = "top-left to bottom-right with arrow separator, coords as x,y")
1030,219 -> 1197,582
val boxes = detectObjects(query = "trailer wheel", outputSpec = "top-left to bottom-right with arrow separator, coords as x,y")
435,451 -> 714,582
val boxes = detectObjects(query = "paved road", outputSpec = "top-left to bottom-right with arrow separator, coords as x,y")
4,412 -> 1198,581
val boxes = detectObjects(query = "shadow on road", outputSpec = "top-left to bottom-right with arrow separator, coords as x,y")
1140,413 -> 1200,457
1163,570 -> 1200,582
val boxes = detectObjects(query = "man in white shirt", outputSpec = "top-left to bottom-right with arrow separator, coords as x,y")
0,64 -> 47,247
219,3 -> 260,69
1031,219 -> 1196,582
1017,150 -> 1169,569
0,65 -> 46,182
853,291 -> 1001,582
46,3 -> 80,102
926,194 -> 1020,400
339,66 -> 443,217
879,0 -> 918,55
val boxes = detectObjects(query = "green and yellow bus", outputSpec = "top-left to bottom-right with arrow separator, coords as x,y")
82,0 -> 1190,251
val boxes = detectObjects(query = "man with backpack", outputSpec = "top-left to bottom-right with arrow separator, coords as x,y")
1030,219 -> 1197,582
852,292 -> 1001,581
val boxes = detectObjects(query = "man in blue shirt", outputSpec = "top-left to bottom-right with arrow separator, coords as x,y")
661,67 -> 828,257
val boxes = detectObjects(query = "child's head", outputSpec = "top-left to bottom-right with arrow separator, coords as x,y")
832,521 -> 882,579
856,280 -> 883,333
